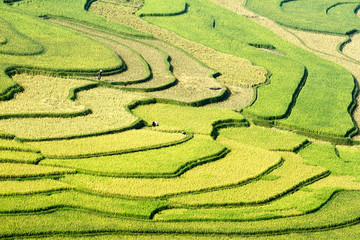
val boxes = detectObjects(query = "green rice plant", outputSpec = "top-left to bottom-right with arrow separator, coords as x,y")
0,179 -> 72,196
132,103 -> 245,135
218,125 -> 308,151
298,143 -> 360,181
0,150 -> 43,164
28,129 -> 185,158
246,0 -> 360,35
0,191 -> 359,236
60,141 -> 282,197
0,163 -> 75,179
136,0 -> 187,17
333,145 -> 360,181
167,152 -> 329,206
0,139 -> 38,152
0,6 -> 123,98
0,87 -> 146,140
40,135 -> 227,177
157,187 -> 336,221
0,191 -> 167,218
0,17 -> 44,55
140,0 -> 357,137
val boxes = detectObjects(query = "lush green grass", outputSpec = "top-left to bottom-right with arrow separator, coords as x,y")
0,191 -> 359,236
167,152 -> 328,206
0,5 -> 122,97
40,135 -> 227,177
132,103 -> 246,135
28,130 -> 185,158
0,163 -> 75,179
9,0 -> 150,37
141,0 -> 356,137
0,191 -> 167,218
0,150 -> 43,164
0,17 -> 44,55
246,0 -> 360,34
61,142 -> 281,197
298,143 -> 360,181
0,179 -> 72,196
218,125 -> 308,151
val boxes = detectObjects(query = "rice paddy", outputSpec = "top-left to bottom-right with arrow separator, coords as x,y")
1,0 -> 360,238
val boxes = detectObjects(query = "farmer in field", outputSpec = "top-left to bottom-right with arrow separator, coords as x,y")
97,70 -> 103,80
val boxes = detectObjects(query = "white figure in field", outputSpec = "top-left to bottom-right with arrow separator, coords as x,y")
97,70 -> 103,80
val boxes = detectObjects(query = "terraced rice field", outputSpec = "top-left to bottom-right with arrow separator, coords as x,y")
1,0 -> 360,238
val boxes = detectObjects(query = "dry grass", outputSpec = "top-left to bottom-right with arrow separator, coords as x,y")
0,87 -> 145,139
0,75 -> 89,115
342,33 -> 360,62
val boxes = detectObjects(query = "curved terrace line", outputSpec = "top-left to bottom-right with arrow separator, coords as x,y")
325,1 -> 360,14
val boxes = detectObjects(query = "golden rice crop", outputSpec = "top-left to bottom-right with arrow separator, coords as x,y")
0,75 -> 89,115
0,150 -> 43,164
61,142 -> 281,197
168,152 -> 328,205
0,139 -> 38,152
28,129 -> 185,158
0,163 -> 75,178
0,179 -> 72,196
40,135 -> 226,176
0,87 -> 145,139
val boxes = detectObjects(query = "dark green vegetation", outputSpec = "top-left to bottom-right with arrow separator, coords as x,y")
1,0 -> 360,238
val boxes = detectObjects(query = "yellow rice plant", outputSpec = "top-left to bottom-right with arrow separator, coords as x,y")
61,141 -> 281,197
